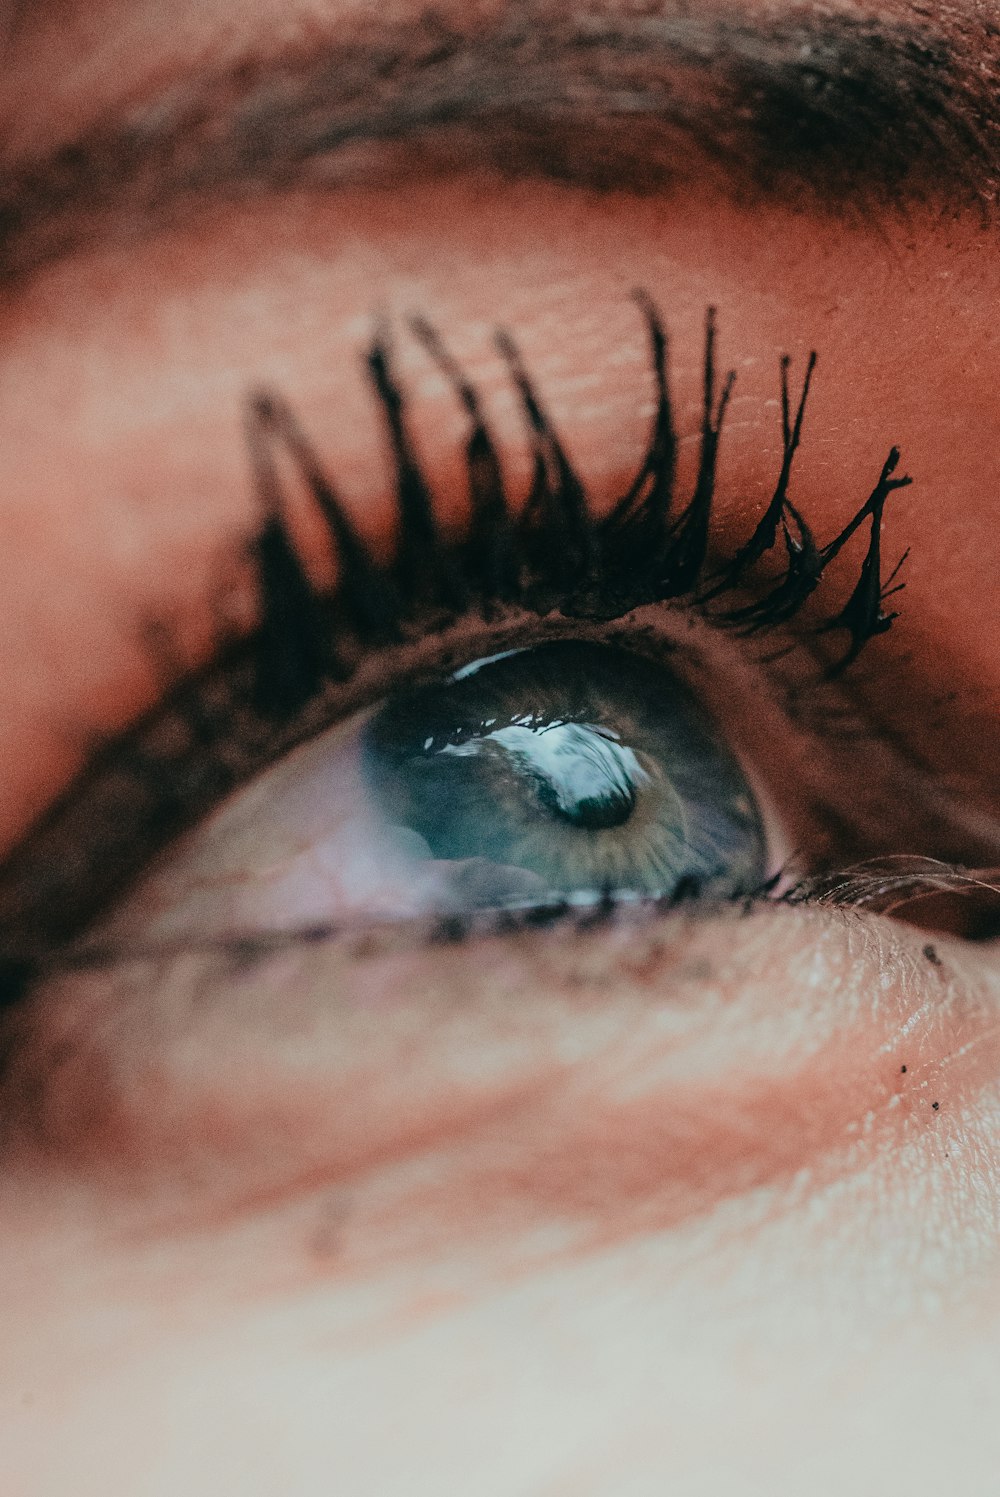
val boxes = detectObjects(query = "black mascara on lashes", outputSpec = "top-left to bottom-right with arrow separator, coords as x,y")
0,294 -> 909,995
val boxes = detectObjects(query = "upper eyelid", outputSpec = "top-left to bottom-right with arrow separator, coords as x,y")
0,297 -> 906,986
245,301 -> 903,689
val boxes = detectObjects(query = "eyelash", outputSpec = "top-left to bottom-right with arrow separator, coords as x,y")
0,294 -> 909,995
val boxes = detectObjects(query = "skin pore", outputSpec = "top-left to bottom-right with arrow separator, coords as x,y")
1,1 -> 1000,1492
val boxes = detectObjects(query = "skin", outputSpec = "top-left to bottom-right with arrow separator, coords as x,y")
1,1 -> 999,1492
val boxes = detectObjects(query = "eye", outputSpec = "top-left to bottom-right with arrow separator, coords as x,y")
96,635 -> 775,946
0,297 -> 987,985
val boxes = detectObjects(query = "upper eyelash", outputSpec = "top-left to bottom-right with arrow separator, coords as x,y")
0,293 -> 909,996
250,295 -> 909,727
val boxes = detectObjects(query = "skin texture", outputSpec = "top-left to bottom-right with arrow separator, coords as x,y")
1,1 -> 999,1493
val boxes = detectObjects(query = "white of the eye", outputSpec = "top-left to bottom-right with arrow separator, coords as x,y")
95,703 -> 567,946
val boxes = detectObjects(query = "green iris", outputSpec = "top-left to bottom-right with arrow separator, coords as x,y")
363,640 -> 767,908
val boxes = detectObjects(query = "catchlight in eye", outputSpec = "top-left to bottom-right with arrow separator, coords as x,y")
363,641 -> 767,908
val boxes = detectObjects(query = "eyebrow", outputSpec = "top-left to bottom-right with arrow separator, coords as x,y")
1,3 -> 997,287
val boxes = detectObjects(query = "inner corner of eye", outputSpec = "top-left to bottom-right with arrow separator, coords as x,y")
107,636 -> 776,948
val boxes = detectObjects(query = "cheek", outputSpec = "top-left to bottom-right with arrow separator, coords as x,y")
2,904 -> 997,1278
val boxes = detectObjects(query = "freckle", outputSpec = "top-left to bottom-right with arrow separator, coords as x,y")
932,1101 -> 940,1111
309,1195 -> 351,1262
622,947 -> 664,985
923,943 -> 943,967
350,935 -> 380,960
900,1065 -> 907,1073
671,957 -> 713,984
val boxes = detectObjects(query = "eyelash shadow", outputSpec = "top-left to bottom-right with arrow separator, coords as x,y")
0,293 -> 909,998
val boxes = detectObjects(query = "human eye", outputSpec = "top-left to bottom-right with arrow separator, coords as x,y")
0,276 -> 997,1172
0,299 -> 927,962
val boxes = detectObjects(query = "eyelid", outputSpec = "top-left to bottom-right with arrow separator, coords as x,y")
0,606 -> 794,972
5,901 -> 998,1240
0,298 -> 930,979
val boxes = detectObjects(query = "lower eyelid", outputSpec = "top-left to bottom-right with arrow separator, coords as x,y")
3,905 -> 996,1248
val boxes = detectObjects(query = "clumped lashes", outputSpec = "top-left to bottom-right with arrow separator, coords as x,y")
249,294 -> 907,724
0,295 -> 909,993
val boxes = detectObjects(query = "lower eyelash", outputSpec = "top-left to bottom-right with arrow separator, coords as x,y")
785,856 -> 1000,940
0,293 -> 910,993
18,877 -> 787,985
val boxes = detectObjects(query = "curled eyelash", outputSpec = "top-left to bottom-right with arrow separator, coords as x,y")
250,296 -> 907,720
787,856 -> 1000,927
0,294 -> 909,995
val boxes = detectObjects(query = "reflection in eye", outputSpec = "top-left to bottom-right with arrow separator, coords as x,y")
365,640 -> 766,905
0,298 -> 914,988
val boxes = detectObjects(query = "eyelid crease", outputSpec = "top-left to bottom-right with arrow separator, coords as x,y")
0,294 -> 909,992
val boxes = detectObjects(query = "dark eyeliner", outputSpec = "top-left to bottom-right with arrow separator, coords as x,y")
0,296 -> 908,994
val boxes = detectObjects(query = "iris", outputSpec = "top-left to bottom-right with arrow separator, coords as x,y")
364,641 -> 767,907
